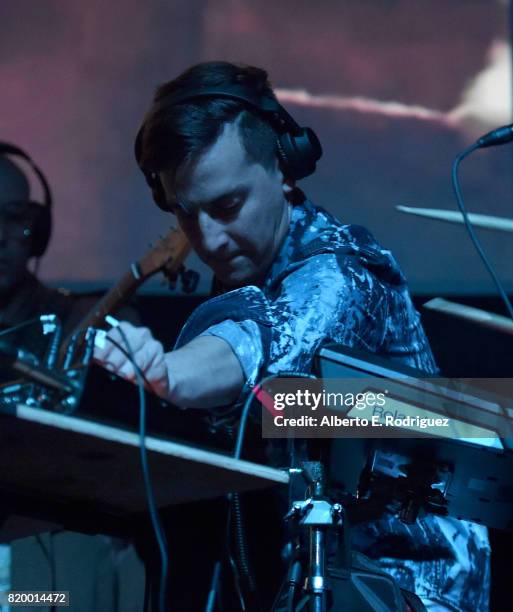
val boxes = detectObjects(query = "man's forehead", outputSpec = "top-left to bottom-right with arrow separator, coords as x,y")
0,157 -> 30,199
162,121 -> 256,206
0,198 -> 33,217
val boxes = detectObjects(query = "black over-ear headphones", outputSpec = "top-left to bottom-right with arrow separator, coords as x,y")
134,84 -> 322,211
0,142 -> 52,257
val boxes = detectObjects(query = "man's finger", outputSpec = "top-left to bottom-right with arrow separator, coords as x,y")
117,360 -> 136,381
107,322 -> 153,355
132,339 -> 164,373
104,349 -> 129,372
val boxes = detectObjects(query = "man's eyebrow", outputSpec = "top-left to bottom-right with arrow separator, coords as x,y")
177,185 -> 248,212
204,186 -> 249,208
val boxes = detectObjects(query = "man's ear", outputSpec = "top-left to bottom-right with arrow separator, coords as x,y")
282,173 -> 305,205
275,157 -> 296,197
282,176 -> 295,195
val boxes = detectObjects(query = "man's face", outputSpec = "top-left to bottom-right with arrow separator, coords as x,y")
0,162 -> 33,295
160,121 -> 291,287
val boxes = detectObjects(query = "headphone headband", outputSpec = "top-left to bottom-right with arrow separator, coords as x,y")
152,85 -> 303,135
135,81 -> 322,211
0,142 -> 52,210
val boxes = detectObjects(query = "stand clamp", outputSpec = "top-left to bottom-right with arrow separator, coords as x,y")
285,462 -> 343,612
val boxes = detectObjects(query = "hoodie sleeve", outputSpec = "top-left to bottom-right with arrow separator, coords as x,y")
174,251 -> 437,404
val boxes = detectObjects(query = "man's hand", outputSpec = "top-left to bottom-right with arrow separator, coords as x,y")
94,321 -> 244,408
93,321 -> 169,399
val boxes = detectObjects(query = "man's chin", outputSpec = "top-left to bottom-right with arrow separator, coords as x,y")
214,264 -> 260,288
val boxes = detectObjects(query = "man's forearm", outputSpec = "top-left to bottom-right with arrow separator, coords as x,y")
165,335 -> 245,408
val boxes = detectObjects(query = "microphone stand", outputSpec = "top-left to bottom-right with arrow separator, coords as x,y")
42,315 -> 62,370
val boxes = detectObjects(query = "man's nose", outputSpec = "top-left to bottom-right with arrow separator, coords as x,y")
197,211 -> 229,254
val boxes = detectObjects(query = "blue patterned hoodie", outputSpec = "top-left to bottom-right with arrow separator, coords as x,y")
176,199 -> 490,611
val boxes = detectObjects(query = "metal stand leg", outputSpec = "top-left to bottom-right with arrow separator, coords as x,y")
276,461 -> 429,612
284,462 -> 343,612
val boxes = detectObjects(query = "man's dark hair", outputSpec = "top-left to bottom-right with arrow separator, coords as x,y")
138,61 -> 279,176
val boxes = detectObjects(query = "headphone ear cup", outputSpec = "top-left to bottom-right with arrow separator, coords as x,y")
29,204 -> 52,258
277,128 -> 322,181
144,171 -> 170,211
135,125 -> 171,212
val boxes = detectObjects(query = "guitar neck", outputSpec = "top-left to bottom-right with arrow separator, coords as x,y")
75,265 -> 144,332
59,227 -> 190,364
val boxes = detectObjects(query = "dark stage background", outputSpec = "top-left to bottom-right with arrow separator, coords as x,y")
2,1 -> 513,610
1,0 -> 512,295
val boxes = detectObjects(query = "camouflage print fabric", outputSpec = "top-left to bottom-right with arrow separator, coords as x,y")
176,199 -> 490,611
352,513 -> 490,611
